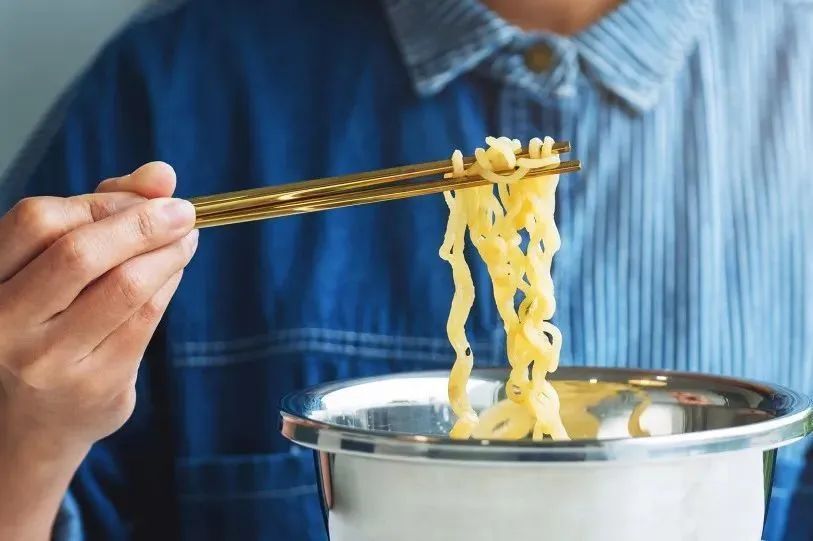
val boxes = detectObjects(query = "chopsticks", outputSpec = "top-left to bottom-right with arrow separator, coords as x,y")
189,141 -> 580,229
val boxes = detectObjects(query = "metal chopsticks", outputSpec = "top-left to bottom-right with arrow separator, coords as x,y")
189,141 -> 580,229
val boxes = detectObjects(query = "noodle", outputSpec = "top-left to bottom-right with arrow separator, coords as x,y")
440,136 -> 568,441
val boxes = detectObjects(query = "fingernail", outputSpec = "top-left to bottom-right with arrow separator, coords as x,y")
160,199 -> 196,228
187,228 -> 200,249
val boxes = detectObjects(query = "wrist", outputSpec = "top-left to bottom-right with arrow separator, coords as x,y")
0,431 -> 88,541
0,416 -> 90,471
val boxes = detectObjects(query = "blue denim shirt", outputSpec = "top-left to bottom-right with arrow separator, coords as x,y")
3,0 -> 813,540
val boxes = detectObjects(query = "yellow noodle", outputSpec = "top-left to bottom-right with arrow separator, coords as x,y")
440,136 -> 568,441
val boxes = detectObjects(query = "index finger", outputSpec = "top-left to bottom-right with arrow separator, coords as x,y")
0,161 -> 178,283
0,192 -> 145,283
4,197 -> 196,322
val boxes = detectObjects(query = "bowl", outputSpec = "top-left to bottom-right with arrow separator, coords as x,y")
280,367 -> 812,541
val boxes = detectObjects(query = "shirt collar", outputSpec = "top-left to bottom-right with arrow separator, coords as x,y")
383,0 -> 713,112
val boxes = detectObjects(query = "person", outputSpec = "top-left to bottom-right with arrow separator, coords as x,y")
0,0 -> 810,539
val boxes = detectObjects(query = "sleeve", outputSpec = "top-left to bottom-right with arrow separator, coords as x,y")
52,492 -> 84,541
2,22 -> 176,541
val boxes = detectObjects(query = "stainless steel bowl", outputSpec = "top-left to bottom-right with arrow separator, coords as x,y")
281,367 -> 812,541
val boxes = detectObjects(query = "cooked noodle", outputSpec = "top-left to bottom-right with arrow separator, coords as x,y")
440,136 -> 568,441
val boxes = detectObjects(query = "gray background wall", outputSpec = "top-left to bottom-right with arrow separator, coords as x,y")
0,0 -> 151,177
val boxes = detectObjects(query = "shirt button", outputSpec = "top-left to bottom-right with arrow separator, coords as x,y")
524,43 -> 554,73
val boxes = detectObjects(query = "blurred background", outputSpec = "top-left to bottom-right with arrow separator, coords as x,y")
0,0 -> 150,176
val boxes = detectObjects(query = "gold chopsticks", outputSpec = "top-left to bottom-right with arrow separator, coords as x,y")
189,141 -> 580,229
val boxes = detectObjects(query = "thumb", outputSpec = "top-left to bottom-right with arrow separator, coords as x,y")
95,162 -> 177,199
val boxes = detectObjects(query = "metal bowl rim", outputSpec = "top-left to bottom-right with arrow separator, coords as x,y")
279,367 -> 812,462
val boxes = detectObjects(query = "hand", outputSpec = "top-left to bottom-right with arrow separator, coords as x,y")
0,162 -> 197,539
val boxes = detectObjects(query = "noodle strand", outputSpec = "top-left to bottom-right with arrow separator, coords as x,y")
442,136 -> 568,441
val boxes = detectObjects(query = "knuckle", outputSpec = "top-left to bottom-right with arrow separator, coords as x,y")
72,366 -> 137,413
86,197 -> 119,222
139,272 -> 182,324
110,267 -> 147,310
55,234 -> 94,274
111,387 -> 137,416
137,297 -> 165,323
133,207 -> 157,240
11,197 -> 63,237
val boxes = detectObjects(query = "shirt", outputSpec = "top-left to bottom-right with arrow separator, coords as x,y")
2,0 -> 812,539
